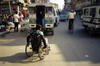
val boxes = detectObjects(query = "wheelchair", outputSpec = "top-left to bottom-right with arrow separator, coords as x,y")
25,34 -> 50,60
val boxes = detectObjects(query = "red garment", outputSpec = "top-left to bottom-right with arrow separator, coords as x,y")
23,11 -> 27,16
6,16 -> 9,20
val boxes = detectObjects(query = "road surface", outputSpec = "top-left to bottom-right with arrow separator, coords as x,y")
0,15 -> 100,66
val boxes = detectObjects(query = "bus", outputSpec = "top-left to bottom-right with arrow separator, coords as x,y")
28,3 -> 55,35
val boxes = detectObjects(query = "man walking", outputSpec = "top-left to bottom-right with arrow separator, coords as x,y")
14,11 -> 19,32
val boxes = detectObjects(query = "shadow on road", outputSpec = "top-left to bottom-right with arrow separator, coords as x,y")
0,52 -> 41,64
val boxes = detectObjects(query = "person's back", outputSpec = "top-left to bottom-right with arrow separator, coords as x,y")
23,11 -> 27,16
68,12 -> 75,19
27,24 -> 48,52
14,12 -> 19,22
67,10 -> 75,30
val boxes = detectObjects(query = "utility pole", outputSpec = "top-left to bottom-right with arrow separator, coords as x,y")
8,0 -> 12,16
8,0 -> 12,21
64,0 -> 67,9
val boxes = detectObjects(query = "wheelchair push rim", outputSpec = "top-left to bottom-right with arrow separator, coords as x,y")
38,45 -> 48,60
25,41 -> 34,57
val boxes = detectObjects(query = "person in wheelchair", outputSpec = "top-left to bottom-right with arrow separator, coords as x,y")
27,24 -> 48,53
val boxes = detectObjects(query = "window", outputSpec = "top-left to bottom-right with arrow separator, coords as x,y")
45,7 -> 52,13
29,7 -> 36,14
90,8 -> 96,16
84,9 -> 89,15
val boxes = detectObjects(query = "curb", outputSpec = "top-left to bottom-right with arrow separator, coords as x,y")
0,31 -> 10,36
0,21 -> 29,36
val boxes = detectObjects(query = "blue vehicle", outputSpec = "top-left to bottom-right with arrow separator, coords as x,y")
59,11 -> 69,21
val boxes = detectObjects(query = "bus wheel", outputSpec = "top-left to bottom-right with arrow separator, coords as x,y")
89,28 -> 94,36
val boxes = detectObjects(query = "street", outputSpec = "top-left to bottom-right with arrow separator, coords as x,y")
0,15 -> 100,66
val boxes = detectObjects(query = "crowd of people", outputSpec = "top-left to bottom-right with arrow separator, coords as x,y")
0,10 -> 29,32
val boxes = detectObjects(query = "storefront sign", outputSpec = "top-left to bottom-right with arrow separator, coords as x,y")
0,5 -> 9,14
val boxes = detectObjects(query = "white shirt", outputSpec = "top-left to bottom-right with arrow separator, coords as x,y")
68,13 -> 75,19
14,14 -> 19,22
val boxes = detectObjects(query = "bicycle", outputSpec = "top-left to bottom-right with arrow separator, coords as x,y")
69,21 -> 74,34
25,35 -> 50,60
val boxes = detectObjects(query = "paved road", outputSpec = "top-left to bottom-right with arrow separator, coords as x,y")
0,15 -> 100,66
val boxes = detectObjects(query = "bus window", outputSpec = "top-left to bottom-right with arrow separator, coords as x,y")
29,7 -> 36,14
90,8 -> 96,16
84,9 -> 89,16
45,7 -> 52,14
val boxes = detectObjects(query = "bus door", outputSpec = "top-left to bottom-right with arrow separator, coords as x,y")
36,6 -> 45,25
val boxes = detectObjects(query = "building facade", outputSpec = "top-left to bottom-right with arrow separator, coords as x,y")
0,0 -> 25,15
65,0 -> 77,10
75,0 -> 100,12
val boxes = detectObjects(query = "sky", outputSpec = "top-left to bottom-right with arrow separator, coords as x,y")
50,0 -> 64,9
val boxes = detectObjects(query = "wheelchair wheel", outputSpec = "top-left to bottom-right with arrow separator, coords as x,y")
25,41 -> 34,57
38,43 -> 47,60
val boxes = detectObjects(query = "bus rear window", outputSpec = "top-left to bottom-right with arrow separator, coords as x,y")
29,7 -> 36,14
45,7 -> 52,14
90,8 -> 96,16
84,9 -> 88,15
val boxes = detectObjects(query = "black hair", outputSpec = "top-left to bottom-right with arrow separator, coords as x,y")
15,11 -> 18,14
36,24 -> 42,30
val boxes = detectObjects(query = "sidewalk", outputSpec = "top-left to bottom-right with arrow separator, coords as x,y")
0,21 -> 29,36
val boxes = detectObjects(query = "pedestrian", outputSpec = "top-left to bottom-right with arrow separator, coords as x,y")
23,10 -> 27,21
13,11 -> 19,32
19,10 -> 23,22
6,14 -> 9,21
2,15 -> 7,27
37,11 -> 44,26
58,9 -> 60,15
26,10 -> 29,20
